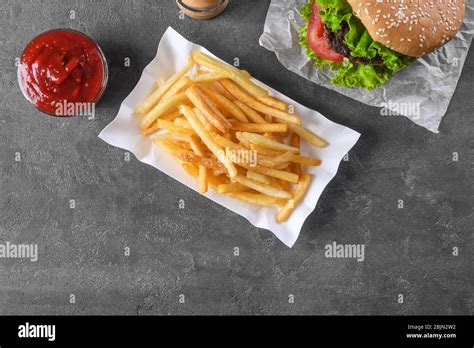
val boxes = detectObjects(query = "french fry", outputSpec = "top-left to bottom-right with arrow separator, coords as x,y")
212,80 -> 236,101
153,131 -> 192,143
191,72 -> 226,83
154,137 -> 190,155
178,141 -> 193,151
214,134 -> 247,152
209,175 -> 229,187
289,132 -> 301,147
289,133 -> 302,176
154,139 -> 190,154
237,163 -> 299,184
264,132 -> 283,143
234,132 -> 252,149
247,170 -> 272,185
141,92 -> 188,129
251,144 -> 320,166
234,100 -> 266,123
250,144 -> 283,157
185,86 -> 231,133
199,166 -> 208,194
162,76 -> 192,100
192,52 -> 268,98
175,151 -> 226,174
238,142 -> 250,151
269,177 -> 283,190
241,132 -> 299,153
182,162 -> 199,178
155,119 -> 194,135
273,162 -> 291,170
258,151 -> 294,168
200,86 -> 248,122
231,122 -> 287,133
196,85 -> 233,118
217,183 -> 250,194
235,175 -> 291,199
174,117 -> 193,130
189,137 -> 208,157
257,96 -> 288,111
225,192 -> 284,206
288,123 -> 328,148
292,155 -> 321,166
193,107 -> 215,132
216,136 -> 256,167
142,123 -> 160,137
153,79 -> 165,90
181,163 -> 227,189
161,109 -> 182,121
159,131 -> 206,157
277,179 -> 292,193
240,70 -> 252,79
180,105 -> 238,179
220,79 -> 301,125
136,58 -> 193,115
277,174 -> 312,222
176,141 -> 193,151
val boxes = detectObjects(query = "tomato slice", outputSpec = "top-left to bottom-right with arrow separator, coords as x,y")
307,3 -> 345,63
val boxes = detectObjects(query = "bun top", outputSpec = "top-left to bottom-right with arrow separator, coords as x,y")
346,0 -> 465,57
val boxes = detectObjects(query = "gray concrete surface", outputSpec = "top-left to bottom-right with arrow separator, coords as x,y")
0,0 -> 473,315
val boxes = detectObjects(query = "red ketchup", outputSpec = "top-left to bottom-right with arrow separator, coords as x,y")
18,29 -> 107,116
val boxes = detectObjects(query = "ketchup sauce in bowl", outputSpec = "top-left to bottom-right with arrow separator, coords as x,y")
18,29 -> 108,116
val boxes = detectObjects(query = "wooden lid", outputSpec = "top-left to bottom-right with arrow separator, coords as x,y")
176,0 -> 229,20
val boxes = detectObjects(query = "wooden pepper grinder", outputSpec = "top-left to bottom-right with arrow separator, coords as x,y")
176,0 -> 229,20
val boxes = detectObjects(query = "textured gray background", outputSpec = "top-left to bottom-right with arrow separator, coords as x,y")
0,0 -> 473,315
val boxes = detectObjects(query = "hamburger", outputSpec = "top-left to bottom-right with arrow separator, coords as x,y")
299,0 -> 465,89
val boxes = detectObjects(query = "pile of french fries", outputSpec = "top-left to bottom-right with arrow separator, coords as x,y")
136,52 -> 328,223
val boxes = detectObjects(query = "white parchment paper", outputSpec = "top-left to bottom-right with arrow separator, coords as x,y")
99,27 -> 360,247
259,0 -> 474,133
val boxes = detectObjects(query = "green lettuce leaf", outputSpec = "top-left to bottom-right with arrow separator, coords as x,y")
299,0 -> 416,90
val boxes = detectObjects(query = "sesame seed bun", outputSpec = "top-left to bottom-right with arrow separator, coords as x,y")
347,0 -> 465,57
